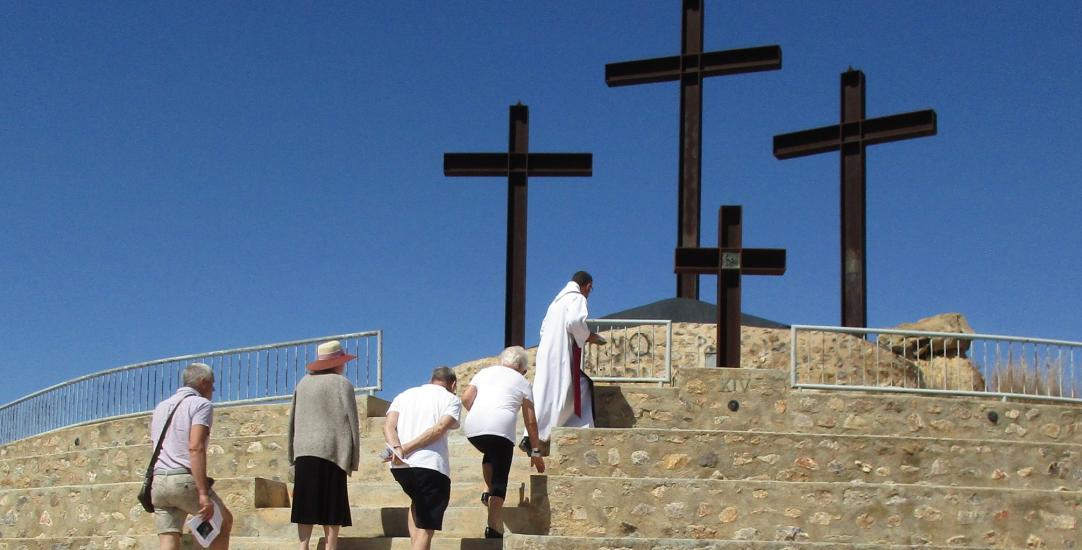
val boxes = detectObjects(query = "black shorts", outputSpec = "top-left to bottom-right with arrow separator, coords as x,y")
467,434 -> 515,499
391,467 -> 451,530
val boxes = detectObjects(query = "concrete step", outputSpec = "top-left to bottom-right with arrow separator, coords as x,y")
0,535 -> 299,549
235,505 -> 535,539
0,476 -> 287,539
535,474 -> 1081,547
549,427 -> 1082,491
322,537 -> 502,550
598,368 -> 1082,443
339,479 -> 535,509
1,429 -> 540,489
0,396 -> 390,460
504,534 -> 991,550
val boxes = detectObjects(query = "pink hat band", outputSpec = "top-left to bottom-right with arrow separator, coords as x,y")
318,349 -> 346,361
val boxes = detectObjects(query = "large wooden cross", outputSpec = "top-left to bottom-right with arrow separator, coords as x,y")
773,69 -> 936,328
606,0 -> 781,300
444,103 -> 592,348
675,205 -> 786,368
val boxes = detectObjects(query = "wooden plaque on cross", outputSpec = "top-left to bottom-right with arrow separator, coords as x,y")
773,69 -> 936,328
675,205 -> 786,368
606,0 -> 781,300
444,103 -> 593,347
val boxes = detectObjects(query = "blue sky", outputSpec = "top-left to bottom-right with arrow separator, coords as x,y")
1,1 -> 1079,406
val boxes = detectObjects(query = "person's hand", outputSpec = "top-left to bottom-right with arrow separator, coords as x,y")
588,333 -> 607,345
530,456 -> 546,473
197,493 -> 214,520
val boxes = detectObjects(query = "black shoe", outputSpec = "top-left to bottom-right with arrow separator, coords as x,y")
484,527 -> 504,539
480,491 -> 490,506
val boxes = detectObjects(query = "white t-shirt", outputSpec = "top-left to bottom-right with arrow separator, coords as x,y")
150,387 -> 213,471
463,365 -> 532,443
387,384 -> 462,476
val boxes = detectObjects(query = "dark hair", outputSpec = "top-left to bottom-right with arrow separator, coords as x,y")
430,366 -> 457,384
571,271 -> 592,286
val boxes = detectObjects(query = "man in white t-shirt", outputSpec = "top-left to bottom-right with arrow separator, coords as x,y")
383,367 -> 462,550
462,346 -> 545,539
148,362 -> 234,550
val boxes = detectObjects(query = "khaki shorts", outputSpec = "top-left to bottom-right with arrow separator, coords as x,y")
150,472 -> 224,534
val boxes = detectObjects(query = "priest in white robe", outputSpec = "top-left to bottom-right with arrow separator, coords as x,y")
531,271 -> 605,444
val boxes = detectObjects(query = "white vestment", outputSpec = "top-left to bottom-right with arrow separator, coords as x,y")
532,281 -> 594,441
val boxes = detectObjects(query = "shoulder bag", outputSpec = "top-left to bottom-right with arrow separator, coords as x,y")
138,395 -> 191,513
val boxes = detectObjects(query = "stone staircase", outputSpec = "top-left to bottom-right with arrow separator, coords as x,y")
2,365 -> 1080,549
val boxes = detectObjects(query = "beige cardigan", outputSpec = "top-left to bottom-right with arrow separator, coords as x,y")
287,372 -> 360,474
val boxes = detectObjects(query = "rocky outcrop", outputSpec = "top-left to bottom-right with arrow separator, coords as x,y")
879,313 -> 974,359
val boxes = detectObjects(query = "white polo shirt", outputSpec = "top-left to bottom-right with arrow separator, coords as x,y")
388,383 -> 462,477
150,386 -> 213,471
463,365 -> 532,443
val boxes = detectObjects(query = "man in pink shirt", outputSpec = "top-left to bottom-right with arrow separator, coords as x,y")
148,362 -> 233,550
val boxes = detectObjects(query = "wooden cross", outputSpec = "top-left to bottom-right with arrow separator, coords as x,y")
675,205 -> 786,368
444,103 -> 592,348
773,69 -> 936,328
606,0 -> 781,300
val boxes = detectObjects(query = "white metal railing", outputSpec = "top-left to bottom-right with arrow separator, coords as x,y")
0,331 -> 383,445
790,325 -> 1082,403
583,319 -> 672,385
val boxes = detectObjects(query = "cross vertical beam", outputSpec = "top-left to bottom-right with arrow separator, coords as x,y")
445,104 -> 593,347
606,0 -> 782,300
675,205 -> 786,368
773,69 -> 936,327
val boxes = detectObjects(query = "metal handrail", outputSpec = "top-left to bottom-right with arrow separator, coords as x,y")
789,324 -> 1082,404
0,330 -> 383,445
584,319 -> 673,385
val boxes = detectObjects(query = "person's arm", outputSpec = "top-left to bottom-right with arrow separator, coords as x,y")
345,383 -> 360,473
399,415 -> 457,456
383,411 -> 405,463
521,398 -> 546,473
287,392 -> 297,465
188,423 -> 214,520
461,385 -> 478,411
565,295 -> 593,347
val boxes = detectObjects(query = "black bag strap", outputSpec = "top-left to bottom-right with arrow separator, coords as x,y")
144,394 -> 193,477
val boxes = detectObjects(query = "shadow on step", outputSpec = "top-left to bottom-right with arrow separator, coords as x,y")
592,386 -> 637,428
316,537 -> 501,549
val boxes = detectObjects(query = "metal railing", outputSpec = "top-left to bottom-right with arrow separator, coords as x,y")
790,325 -> 1082,403
583,319 -> 672,385
0,331 -> 383,445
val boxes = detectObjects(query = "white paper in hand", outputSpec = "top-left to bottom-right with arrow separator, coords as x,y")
186,500 -> 222,548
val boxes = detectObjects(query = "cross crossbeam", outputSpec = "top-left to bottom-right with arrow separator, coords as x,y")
444,104 -> 592,347
773,69 -> 936,328
675,205 -> 786,368
606,0 -> 782,300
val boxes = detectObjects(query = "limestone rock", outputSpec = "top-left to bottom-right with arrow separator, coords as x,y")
879,313 -> 974,359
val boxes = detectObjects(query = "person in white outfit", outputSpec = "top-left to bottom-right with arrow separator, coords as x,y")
383,367 -> 462,550
462,346 -> 545,539
530,271 -> 606,446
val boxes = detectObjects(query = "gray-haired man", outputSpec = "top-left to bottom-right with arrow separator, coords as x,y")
383,367 -> 462,550
149,362 -> 234,550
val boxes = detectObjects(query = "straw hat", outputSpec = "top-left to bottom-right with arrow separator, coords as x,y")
306,340 -> 356,371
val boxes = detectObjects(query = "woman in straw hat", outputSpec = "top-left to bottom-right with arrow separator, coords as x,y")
288,340 -> 361,550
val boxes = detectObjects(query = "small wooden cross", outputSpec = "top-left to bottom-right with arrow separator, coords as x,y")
773,69 -> 936,328
444,103 -> 592,347
675,205 -> 786,368
606,0 -> 782,300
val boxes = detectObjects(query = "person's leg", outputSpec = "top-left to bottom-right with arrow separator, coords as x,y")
208,497 -> 232,550
406,502 -> 419,541
412,528 -> 435,550
295,524 -> 313,550
485,438 -> 514,535
158,533 -> 181,550
322,525 -> 340,550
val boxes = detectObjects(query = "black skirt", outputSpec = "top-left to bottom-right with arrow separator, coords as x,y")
291,456 -> 352,526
